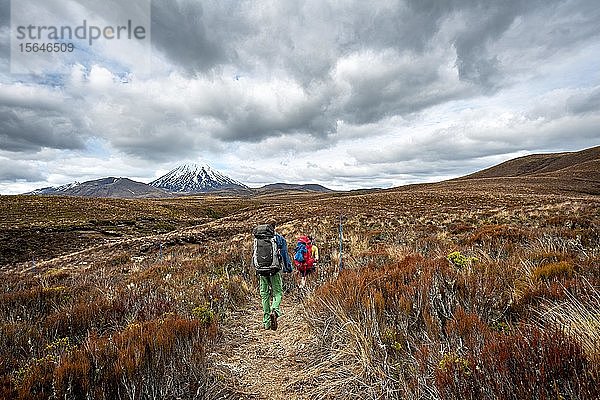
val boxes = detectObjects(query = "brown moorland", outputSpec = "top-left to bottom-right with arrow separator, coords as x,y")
0,147 -> 599,399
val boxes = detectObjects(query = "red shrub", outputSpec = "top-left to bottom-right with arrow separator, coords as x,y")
436,327 -> 598,400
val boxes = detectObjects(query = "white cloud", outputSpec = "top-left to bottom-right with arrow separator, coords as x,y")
1,0 -> 599,193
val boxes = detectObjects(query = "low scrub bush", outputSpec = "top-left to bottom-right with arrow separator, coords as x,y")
436,327 -> 597,400
447,251 -> 478,269
532,261 -> 574,281
11,315 -> 216,400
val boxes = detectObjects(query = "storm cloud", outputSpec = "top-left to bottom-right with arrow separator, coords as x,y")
0,108 -> 85,152
0,0 -> 599,192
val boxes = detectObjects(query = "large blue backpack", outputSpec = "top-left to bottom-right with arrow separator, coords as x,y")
294,241 -> 308,263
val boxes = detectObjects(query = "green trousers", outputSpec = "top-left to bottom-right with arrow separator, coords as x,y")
259,272 -> 282,329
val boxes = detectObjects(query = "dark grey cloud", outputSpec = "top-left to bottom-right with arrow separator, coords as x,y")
8,0 -> 600,148
184,0 -> 596,138
452,0 -> 600,89
213,89 -> 334,142
0,159 -> 44,181
537,0 -> 600,54
0,107 -> 85,152
109,130 -> 205,162
0,0 -> 8,27
150,0 -> 228,74
332,52 -> 471,125
451,0 -> 530,87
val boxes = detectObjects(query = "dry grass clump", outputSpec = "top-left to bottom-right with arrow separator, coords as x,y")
532,260 -> 574,281
11,316 -> 215,400
468,225 -> 529,246
436,326 -> 596,400
538,282 -> 600,376
301,251 -> 599,399
300,254 -> 524,398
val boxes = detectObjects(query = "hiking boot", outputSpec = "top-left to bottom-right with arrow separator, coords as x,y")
270,310 -> 278,331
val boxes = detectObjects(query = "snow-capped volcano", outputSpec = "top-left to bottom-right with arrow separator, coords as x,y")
150,163 -> 248,193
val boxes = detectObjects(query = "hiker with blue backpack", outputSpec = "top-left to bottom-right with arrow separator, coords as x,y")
252,221 -> 292,330
294,235 -> 318,288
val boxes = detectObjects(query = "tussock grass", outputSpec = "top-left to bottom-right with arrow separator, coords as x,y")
538,280 -> 600,375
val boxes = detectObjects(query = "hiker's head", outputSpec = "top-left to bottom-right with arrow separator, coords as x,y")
266,218 -> 277,230
308,235 -> 314,243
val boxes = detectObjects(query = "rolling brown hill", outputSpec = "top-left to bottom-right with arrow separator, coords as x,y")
451,146 -> 600,195
462,146 -> 600,179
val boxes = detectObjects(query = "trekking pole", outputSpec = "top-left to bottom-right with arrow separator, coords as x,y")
338,215 -> 344,272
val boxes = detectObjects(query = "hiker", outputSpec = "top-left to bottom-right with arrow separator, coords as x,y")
309,236 -> 319,265
294,235 -> 317,288
252,221 -> 292,330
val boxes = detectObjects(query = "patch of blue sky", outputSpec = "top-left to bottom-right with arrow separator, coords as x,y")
69,39 -> 133,76
84,137 -> 112,158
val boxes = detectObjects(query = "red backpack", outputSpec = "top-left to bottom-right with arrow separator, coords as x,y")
293,236 -> 314,272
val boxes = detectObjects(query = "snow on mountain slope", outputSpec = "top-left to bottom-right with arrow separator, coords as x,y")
149,163 -> 248,193
27,178 -> 171,198
27,182 -> 81,195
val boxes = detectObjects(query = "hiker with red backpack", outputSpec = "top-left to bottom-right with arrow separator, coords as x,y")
294,235 -> 318,288
252,221 -> 292,330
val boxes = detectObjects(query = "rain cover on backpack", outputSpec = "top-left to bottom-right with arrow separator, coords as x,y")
294,236 -> 314,272
252,224 -> 281,276
294,241 -> 308,263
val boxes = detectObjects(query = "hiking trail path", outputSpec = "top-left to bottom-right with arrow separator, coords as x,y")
209,289 -> 317,399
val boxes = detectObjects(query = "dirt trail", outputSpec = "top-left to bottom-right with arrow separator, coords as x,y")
210,290 -> 317,399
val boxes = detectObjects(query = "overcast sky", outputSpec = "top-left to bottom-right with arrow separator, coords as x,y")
0,0 -> 599,194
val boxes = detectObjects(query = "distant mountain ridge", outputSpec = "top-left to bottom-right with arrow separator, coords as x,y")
449,146 -> 600,195
256,183 -> 332,193
27,177 -> 171,198
29,182 -> 82,195
150,163 -> 248,193
25,163 -> 252,198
